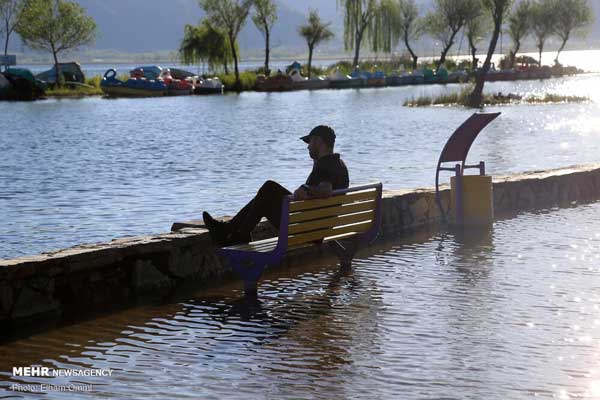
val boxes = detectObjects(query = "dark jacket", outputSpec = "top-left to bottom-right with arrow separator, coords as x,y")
305,153 -> 349,190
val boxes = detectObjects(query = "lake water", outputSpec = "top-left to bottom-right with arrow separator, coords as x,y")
1,50 -> 600,259
2,201 -> 600,399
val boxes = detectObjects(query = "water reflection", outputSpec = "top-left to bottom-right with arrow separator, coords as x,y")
4,123 -> 600,397
3,205 -> 600,398
449,226 -> 495,279
443,227 -> 500,392
2,74 -> 600,258
0,261 -> 383,399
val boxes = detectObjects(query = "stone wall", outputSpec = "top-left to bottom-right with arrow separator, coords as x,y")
2,163 -> 600,334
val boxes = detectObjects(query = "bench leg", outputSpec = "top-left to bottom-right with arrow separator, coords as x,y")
243,279 -> 259,297
329,240 -> 358,270
229,259 -> 267,297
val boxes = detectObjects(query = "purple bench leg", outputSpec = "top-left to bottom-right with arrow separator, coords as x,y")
223,250 -> 284,296
224,256 -> 263,296
229,261 -> 265,296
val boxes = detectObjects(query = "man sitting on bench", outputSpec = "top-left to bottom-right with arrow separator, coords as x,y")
202,125 -> 349,246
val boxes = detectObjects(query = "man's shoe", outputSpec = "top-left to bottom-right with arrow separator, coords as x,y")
202,211 -> 227,229
202,211 -> 231,245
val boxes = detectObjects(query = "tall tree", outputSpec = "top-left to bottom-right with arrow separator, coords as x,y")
252,0 -> 277,74
398,0 -> 422,70
0,0 -> 24,56
465,1 -> 490,70
531,0 -> 558,67
298,11 -> 334,78
507,0 -> 531,68
200,0 -> 252,90
372,0 -> 399,54
16,0 -> 96,86
469,0 -> 513,107
375,0 -> 422,70
553,0 -> 593,64
425,0 -> 480,72
338,0 -> 380,67
180,20 -> 233,73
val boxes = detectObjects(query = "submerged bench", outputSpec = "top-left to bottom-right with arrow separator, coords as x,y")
218,183 -> 383,295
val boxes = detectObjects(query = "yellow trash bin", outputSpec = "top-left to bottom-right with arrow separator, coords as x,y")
450,175 -> 494,226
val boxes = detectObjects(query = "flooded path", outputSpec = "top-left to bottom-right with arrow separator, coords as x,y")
2,201 -> 600,398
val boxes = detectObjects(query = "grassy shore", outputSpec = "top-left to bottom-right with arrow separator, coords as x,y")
43,57 -> 447,96
217,71 -> 258,91
46,84 -> 103,98
404,86 -> 590,107
41,59 -> 586,97
46,76 -> 103,98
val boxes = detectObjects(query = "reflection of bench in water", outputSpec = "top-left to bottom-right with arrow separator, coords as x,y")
218,183 -> 383,295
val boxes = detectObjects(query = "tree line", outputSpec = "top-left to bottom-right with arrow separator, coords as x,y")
340,0 -> 593,70
1,0 -> 594,103
0,0 -> 96,85
182,0 -> 594,102
181,0 -> 335,87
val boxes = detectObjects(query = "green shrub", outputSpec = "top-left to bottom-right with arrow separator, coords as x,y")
218,71 -> 257,91
86,75 -> 101,88
327,61 -> 353,75
297,64 -> 328,77
455,59 -> 472,70
254,67 -> 269,75
334,58 -> 456,74
46,84 -> 103,97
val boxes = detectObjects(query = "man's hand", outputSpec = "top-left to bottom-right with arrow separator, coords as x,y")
292,186 -> 310,201
309,182 -> 333,198
292,182 -> 333,201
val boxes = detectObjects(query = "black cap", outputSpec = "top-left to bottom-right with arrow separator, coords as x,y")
300,125 -> 336,147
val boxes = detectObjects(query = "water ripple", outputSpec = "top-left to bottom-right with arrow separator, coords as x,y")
2,75 -> 600,258
0,205 -> 597,398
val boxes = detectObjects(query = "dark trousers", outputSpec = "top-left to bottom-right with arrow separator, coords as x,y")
229,180 -> 291,236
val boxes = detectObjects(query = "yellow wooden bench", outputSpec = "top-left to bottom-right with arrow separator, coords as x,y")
218,183 -> 383,295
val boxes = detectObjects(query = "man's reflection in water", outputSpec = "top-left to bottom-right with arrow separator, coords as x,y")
216,264 -> 361,326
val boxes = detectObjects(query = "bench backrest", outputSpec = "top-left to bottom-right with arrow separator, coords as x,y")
279,183 -> 383,249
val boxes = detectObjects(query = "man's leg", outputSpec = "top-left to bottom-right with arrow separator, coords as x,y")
203,180 -> 290,245
228,180 -> 291,239
226,198 -> 255,230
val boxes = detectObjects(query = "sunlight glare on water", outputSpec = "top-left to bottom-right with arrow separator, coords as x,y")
2,202 -> 600,398
1,51 -> 600,259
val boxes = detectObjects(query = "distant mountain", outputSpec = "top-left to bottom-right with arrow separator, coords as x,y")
73,0 -> 600,52
280,0 -> 340,23
7,0 -> 600,57
70,0 -> 343,53
592,0 -> 600,41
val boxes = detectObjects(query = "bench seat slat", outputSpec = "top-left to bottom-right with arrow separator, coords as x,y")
289,189 -> 377,212
225,218 -> 375,252
288,220 -> 373,247
222,237 -> 277,251
288,210 -> 375,235
229,240 -> 278,253
289,200 -> 375,224
217,183 -> 382,294
223,238 -> 316,253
